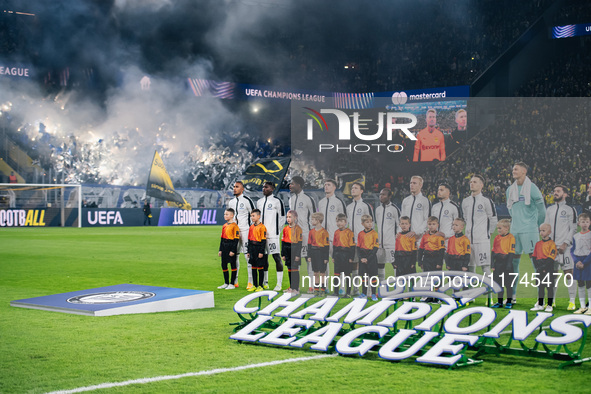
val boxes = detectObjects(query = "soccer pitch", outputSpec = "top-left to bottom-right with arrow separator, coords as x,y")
1,227 -> 589,393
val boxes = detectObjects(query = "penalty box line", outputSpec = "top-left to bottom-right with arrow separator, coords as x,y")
46,354 -> 337,394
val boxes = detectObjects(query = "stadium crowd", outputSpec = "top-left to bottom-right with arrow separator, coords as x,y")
1,112 -> 289,189
0,1 -> 552,96
515,38 -> 591,98
430,99 -> 591,205
254,0 -> 553,93
1,0 -> 589,208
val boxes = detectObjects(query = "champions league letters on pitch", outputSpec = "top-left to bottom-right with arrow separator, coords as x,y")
229,284 -> 591,368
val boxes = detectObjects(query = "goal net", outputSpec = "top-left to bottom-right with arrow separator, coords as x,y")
0,183 -> 81,227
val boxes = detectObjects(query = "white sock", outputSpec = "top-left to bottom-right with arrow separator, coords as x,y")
567,279 -> 576,303
378,268 -> 386,282
308,261 -> 313,278
247,262 -> 252,283
579,286 -> 586,307
235,258 -> 240,285
276,271 -> 283,287
264,270 -> 269,285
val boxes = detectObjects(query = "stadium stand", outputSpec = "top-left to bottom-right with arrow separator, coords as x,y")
0,0 -> 589,210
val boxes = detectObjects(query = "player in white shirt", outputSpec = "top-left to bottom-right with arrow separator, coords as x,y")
544,184 -> 578,310
400,175 -> 431,247
461,174 -> 497,275
289,176 -> 316,276
346,182 -> 374,290
571,213 -> 591,313
257,182 -> 286,291
226,181 -> 255,288
375,188 -> 400,282
317,179 -> 347,250
317,178 -> 347,278
431,183 -> 462,245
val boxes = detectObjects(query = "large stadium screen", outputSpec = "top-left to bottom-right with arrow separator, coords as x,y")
291,86 -> 469,182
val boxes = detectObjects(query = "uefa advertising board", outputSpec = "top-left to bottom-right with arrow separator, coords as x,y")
0,208 -> 224,227
81,208 -> 224,227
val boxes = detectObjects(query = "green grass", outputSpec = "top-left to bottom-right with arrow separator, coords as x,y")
0,227 -> 589,393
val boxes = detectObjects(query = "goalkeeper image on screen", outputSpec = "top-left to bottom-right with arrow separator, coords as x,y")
413,109 -> 446,162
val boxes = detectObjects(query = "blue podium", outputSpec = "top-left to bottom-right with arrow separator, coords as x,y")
11,284 -> 215,316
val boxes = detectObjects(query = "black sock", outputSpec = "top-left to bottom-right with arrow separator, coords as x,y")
223,270 -> 229,284
252,268 -> 258,287
259,269 -> 265,287
230,269 -> 237,285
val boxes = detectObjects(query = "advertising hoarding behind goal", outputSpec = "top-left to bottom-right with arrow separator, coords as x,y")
0,183 -> 81,227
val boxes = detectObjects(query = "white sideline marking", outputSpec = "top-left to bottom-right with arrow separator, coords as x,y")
47,354 -> 337,394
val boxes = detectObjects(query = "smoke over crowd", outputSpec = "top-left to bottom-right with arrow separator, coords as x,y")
0,0 -> 550,187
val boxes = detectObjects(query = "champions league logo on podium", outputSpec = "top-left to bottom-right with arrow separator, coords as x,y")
67,291 -> 156,304
12,284 -> 214,316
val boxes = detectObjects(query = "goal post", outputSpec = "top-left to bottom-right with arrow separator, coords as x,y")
0,183 -> 82,228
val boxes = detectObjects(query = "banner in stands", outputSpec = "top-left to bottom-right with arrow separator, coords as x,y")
80,208 -> 223,227
240,157 -> 291,193
0,208 -> 77,227
146,151 -> 191,210
186,77 -> 469,110
376,85 -> 470,103
0,62 -> 33,79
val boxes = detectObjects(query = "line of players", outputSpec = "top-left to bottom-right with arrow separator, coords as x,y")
219,168 -> 591,312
